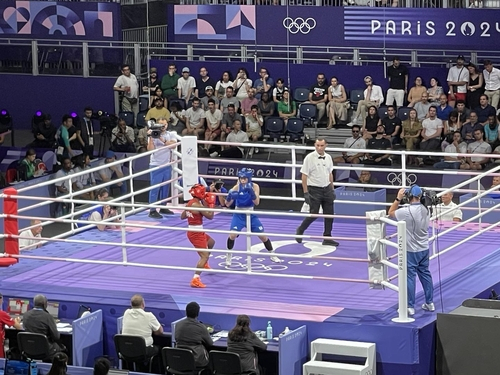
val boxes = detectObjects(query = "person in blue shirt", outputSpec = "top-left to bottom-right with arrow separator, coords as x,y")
206,178 -> 227,207
224,168 -> 282,266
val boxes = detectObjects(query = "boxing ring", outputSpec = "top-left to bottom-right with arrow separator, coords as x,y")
1,138 -> 500,374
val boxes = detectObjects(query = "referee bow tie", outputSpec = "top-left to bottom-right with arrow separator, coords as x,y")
318,156 -> 325,160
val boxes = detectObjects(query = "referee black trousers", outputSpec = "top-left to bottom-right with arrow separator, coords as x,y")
298,185 -> 334,236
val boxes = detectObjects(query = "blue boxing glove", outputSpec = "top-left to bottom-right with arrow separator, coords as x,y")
227,190 -> 239,203
243,183 -> 257,200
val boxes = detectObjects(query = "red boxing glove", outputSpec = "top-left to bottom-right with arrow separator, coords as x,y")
204,193 -> 216,208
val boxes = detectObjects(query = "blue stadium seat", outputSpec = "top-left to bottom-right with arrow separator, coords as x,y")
298,103 -> 317,127
286,118 -> 305,143
118,111 -> 135,127
398,107 -> 411,121
349,89 -> 364,111
378,106 -> 388,119
294,87 -> 310,103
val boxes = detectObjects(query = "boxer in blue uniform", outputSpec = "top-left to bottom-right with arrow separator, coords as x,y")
224,168 -> 282,266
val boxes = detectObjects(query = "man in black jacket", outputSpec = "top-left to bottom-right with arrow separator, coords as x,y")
175,302 -> 213,369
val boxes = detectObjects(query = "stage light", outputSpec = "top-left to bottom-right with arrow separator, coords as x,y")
35,110 -> 42,117
71,112 -> 78,118
0,110 -> 11,126
1,110 -> 7,116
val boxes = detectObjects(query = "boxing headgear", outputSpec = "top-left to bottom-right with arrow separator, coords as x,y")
238,168 -> 253,184
189,184 -> 206,200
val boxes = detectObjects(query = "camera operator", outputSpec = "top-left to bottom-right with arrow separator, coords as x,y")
388,185 -> 434,316
207,178 -> 227,207
147,117 -> 177,219
111,119 -> 135,153
77,107 -> 95,157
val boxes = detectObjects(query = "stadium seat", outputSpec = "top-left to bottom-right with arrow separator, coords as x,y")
349,89 -> 365,111
286,117 -> 305,143
264,117 -> 285,142
136,111 -> 147,128
294,87 -> 310,103
378,106 -> 388,119
398,107 -> 411,120
118,111 -> 135,127
298,103 -> 317,127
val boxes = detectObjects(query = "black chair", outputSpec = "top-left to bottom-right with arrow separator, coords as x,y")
17,332 -> 52,361
398,106 -> 411,121
293,87 -> 310,103
349,89 -> 365,111
263,117 -> 284,142
162,347 -> 204,375
114,334 -> 158,373
298,103 -> 317,127
136,111 -> 147,129
378,106 -> 388,119
286,117 -> 305,143
118,111 -> 135,127
210,350 -> 253,375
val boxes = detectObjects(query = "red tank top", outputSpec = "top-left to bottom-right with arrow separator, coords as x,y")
186,199 -> 203,226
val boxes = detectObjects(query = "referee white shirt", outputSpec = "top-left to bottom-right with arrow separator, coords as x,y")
435,201 -> 462,221
301,150 -> 334,188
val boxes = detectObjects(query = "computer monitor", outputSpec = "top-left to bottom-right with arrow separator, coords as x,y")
77,304 -> 92,319
46,301 -> 59,319
7,298 -> 30,316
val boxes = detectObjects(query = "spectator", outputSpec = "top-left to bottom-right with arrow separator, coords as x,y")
419,106 -> 443,153
233,67 -> 253,101
47,352 -> 69,375
200,86 -> 219,110
433,131 -> 467,169
72,153 -> 96,200
257,92 -> 275,121
215,71 -> 233,100
272,78 -> 286,103
227,315 -> 267,375
122,294 -> 163,361
221,103 -> 242,142
220,86 -> 240,114
19,219 -> 43,250
307,73 -> 329,124
111,119 -> 135,153
484,114 -> 500,149
57,114 -> 78,158
357,170 -> 379,192
475,95 -> 496,125
175,302 -> 213,370
182,97 -> 206,138
361,105 -> 380,140
18,149 -> 38,180
96,151 -> 126,196
177,67 -> 196,104
460,128 -> 491,170
94,357 -> 111,375
427,77 -> 444,104
23,294 -> 66,359
0,293 -> 22,358
364,124 -> 392,166
78,107 -> 95,157
54,157 -> 74,197
381,105 -> 402,145
483,60 -> 500,109
456,100 -> 470,123
436,94 -> 453,122
407,77 -> 427,107
161,63 -> 180,100
210,119 -> 248,159
386,56 -> 408,107
401,108 -> 422,166
146,96 -> 171,122
333,125 -> 365,164
195,67 -> 216,99
147,117 -> 176,218
441,111 -> 462,151
245,105 -> 263,154
348,76 -> 384,126
241,88 -> 258,115
30,114 -> 56,149
168,102 -> 186,135
204,99 -> 223,149
467,62 -> 484,110
461,111 -> 482,144
413,92 -> 432,121
277,88 -> 296,125
96,188 -> 109,201
143,67 -> 160,97
326,76 -> 348,129
113,64 -> 139,114
447,55 -> 469,108
149,87 -> 167,109
253,67 -> 274,100
434,192 -> 463,222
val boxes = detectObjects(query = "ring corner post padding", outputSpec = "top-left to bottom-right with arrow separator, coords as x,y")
366,210 -> 387,289
4,187 -> 19,263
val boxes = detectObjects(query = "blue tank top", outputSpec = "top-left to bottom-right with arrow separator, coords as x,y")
80,205 -> 104,221
235,190 -> 254,208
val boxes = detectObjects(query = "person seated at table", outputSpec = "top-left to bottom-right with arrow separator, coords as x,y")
23,294 -> 66,360
47,352 -> 69,375
434,192 -> 462,222
0,293 -> 22,358
79,198 -> 119,231
94,357 -> 111,375
357,170 -> 378,192
18,149 -> 42,181
175,301 -> 213,370
19,219 -> 43,250
227,315 -> 267,375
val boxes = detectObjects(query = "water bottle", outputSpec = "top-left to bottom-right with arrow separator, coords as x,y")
266,321 -> 273,340
4,338 -> 9,357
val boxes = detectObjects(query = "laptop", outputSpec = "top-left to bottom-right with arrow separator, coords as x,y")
46,301 -> 60,322
7,298 -> 30,319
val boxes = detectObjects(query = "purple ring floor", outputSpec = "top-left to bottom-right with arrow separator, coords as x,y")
2,211 -> 500,323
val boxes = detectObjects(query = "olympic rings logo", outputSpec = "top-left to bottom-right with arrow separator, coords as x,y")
387,172 -> 417,186
282,17 -> 316,34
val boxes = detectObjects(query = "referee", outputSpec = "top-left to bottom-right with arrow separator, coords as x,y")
296,138 -> 339,247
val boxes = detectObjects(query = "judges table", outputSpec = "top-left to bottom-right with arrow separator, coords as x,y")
334,186 -> 386,223
6,310 -> 103,367
171,317 -> 308,375
459,193 -> 500,223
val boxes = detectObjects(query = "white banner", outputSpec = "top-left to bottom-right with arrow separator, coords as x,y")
181,136 -> 199,200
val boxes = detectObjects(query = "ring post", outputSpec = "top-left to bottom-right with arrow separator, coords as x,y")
392,220 -> 414,323
4,187 -> 19,265
120,205 -> 127,263
246,212 -> 252,272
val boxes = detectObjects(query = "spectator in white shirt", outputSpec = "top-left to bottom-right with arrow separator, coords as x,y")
447,55 -> 469,108
420,106 -> 443,152
182,97 -> 206,138
483,60 -> 500,109
460,128 -> 492,170
348,76 -> 384,126
177,67 -> 196,104
434,192 -> 462,222
210,120 -> 248,159
204,99 -> 223,150
333,125 -> 366,164
19,220 -> 43,250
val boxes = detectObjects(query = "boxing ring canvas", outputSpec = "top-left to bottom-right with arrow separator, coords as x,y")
2,211 -> 500,374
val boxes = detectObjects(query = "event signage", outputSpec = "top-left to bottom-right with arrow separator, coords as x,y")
169,4 -> 500,50
0,1 -> 120,40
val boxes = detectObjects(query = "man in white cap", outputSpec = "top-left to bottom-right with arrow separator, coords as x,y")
177,67 -> 196,105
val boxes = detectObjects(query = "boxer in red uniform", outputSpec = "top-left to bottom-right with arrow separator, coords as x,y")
181,184 -> 217,288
